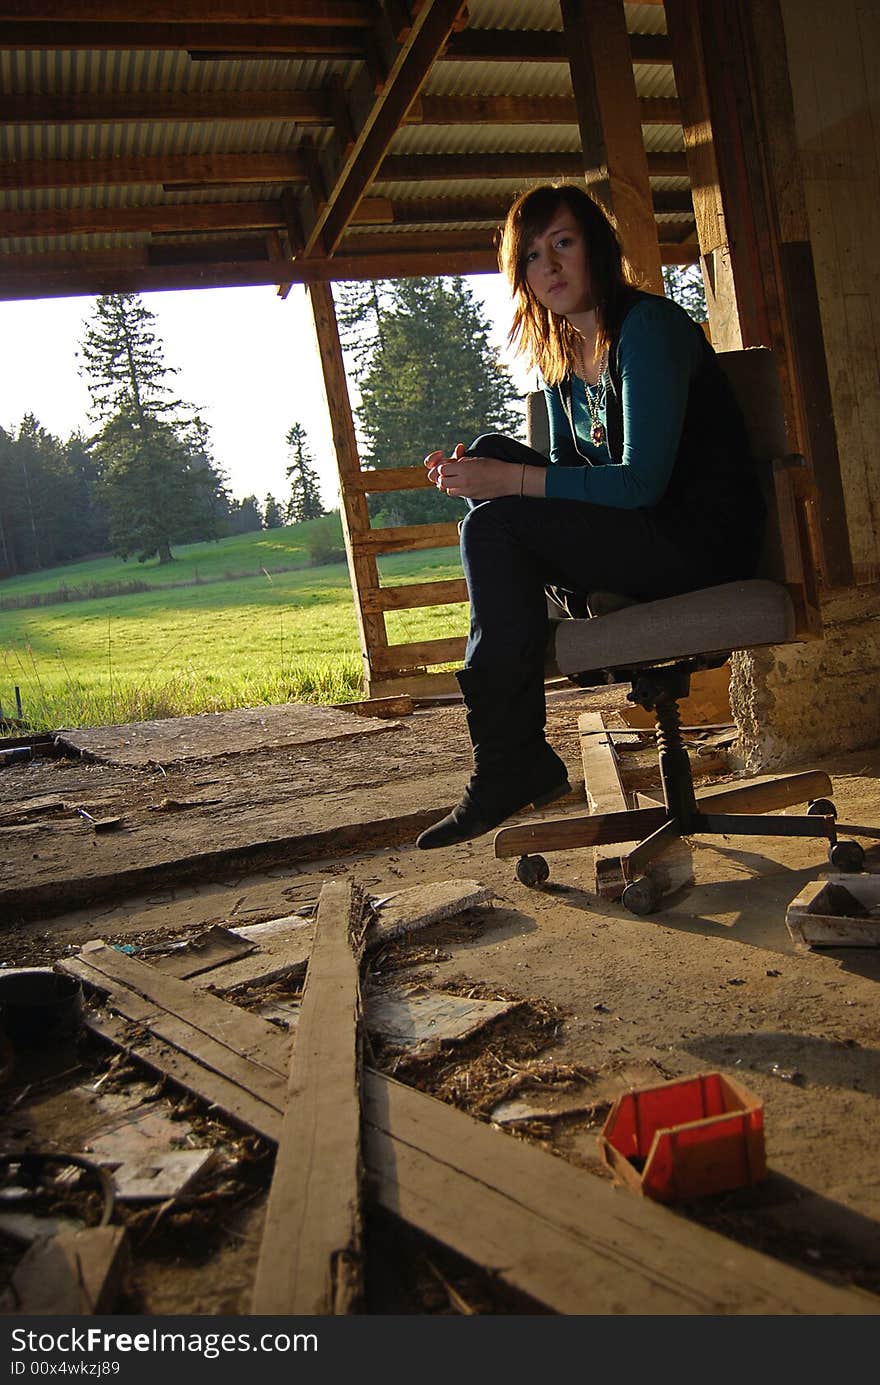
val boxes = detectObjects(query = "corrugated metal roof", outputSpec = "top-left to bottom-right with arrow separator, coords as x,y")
0,4 -> 697,297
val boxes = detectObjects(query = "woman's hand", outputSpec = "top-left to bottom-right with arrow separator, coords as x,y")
424,444 -> 542,500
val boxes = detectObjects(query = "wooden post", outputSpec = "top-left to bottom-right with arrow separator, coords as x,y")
560,0 -> 664,293
307,280 -> 388,689
667,0 -> 852,588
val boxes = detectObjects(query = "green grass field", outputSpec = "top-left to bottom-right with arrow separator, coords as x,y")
0,519 -> 468,730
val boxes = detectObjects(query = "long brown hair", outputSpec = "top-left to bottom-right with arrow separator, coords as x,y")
498,183 -> 639,385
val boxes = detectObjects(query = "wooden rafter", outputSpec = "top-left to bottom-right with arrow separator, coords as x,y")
0,234 -> 699,302
0,23 -> 367,52
301,0 -> 468,256
0,90 -> 334,125
0,1 -> 370,19
377,150 -> 690,181
411,94 -> 681,125
442,28 -> 672,65
0,152 -> 307,193
0,198 -> 399,240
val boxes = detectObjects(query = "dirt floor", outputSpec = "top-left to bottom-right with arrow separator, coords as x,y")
1,689 -> 880,1315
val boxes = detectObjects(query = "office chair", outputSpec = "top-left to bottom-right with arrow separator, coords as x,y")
493,348 -> 874,914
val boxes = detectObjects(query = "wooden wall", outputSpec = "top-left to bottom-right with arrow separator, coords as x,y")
780,0 -> 880,584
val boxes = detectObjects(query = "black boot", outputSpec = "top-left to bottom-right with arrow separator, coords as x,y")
416,665 -> 570,849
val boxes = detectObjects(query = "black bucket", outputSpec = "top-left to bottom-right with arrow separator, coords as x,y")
0,968 -> 83,1044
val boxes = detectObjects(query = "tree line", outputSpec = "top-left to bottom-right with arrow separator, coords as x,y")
0,293 -> 325,579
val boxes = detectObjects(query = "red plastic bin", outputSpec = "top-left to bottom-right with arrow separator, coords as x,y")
598,1071 -> 766,1203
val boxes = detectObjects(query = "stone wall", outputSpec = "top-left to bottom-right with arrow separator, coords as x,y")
730,585 -> 880,771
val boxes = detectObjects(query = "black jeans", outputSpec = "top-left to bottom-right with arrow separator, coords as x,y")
459,433 -> 707,671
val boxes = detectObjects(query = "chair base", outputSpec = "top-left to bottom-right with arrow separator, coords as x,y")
495,663 -> 877,914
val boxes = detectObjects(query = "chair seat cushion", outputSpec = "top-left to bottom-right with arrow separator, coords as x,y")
554,579 -> 797,676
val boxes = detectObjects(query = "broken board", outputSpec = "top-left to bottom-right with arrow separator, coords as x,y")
251,879 -> 365,1315
56,702 -> 401,769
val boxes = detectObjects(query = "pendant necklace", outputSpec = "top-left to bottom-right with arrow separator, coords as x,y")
583,373 -> 607,448
561,354 -> 608,459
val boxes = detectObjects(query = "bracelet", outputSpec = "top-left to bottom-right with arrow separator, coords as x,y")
519,462 -> 526,497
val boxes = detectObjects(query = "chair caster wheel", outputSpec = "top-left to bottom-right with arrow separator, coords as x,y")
829,839 -> 865,872
516,854 -> 549,887
808,797 -> 837,819
621,876 -> 661,916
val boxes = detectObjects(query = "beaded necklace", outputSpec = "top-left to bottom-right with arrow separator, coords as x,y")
560,364 -> 608,462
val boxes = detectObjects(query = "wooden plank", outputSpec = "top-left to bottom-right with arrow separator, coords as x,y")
369,635 -> 466,674
2,242 -> 691,304
411,94 -> 681,127
10,1228 -> 129,1316
358,521 -> 461,554
378,150 -> 690,182
379,191 -> 693,227
560,0 -> 663,292
0,200 -> 285,240
56,701 -> 397,769
0,2 -> 370,23
348,463 -> 433,494
0,152 -> 307,193
83,1008 -> 285,1142
362,1071 -> 877,1316
196,926 -> 315,995
366,879 -> 494,950
442,28 -> 672,65
251,880 -> 366,1315
361,578 -> 468,615
331,693 -> 414,717
151,925 -> 256,979
0,88 -> 333,126
65,943 -> 290,1078
579,711 -> 629,899
368,669 -> 461,699
70,959 -> 878,1316
0,21 -> 367,51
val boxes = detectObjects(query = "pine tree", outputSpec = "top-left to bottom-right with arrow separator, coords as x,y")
355,276 -> 523,525
78,294 -> 225,563
334,279 -> 393,381
285,422 -> 325,523
263,494 -> 283,528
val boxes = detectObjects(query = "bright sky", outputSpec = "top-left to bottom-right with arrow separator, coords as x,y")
0,274 -> 533,513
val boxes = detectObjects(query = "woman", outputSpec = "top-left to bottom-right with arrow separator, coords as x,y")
417,182 -> 764,850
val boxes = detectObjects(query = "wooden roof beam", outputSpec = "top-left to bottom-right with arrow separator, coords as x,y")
0,197 -> 395,241
355,191 -> 693,225
0,90 -> 334,126
0,151 -> 307,192
339,227 -> 697,259
378,150 -> 689,181
301,0 -> 468,256
443,29 -> 672,65
0,23 -> 367,53
0,2 -> 370,21
0,236 -> 697,300
409,94 -> 681,125
0,248 -> 499,300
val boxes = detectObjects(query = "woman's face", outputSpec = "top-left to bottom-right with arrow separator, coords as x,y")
523,203 -> 594,318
